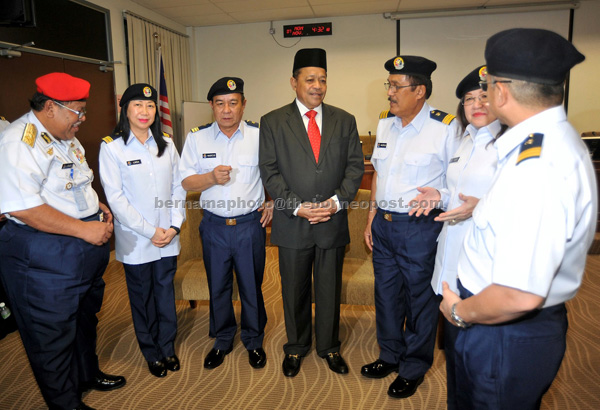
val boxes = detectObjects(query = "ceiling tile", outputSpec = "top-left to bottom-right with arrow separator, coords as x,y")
176,13 -> 239,26
313,1 -> 400,17
229,7 -> 316,24
215,0 -> 309,13
157,3 -> 224,18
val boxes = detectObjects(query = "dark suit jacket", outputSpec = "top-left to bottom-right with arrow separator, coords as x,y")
259,101 -> 364,250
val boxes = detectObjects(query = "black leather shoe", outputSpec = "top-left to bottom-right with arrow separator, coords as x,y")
204,346 -> 233,369
388,375 -> 424,399
325,352 -> 348,374
361,359 -> 397,378
248,348 -> 267,369
81,371 -> 126,392
74,402 -> 96,410
164,355 -> 180,371
148,360 -> 167,377
282,354 -> 302,377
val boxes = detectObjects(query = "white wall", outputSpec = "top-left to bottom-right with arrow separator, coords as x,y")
189,14 -> 396,135
83,0 -> 187,95
570,0 -> 600,133
189,6 -> 600,135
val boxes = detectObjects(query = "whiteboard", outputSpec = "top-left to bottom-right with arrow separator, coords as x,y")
182,101 -> 213,142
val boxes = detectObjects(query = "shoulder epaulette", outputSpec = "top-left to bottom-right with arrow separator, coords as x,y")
191,123 -> 212,133
516,133 -> 544,165
102,136 -> 113,144
21,123 -> 37,148
245,120 -> 259,128
0,116 -> 6,121
40,132 -> 52,144
430,110 -> 455,125
162,131 -> 172,138
379,110 -> 394,119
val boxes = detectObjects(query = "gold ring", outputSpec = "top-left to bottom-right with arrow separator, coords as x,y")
452,219 -> 457,223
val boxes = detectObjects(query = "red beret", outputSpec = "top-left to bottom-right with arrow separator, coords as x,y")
35,72 -> 90,101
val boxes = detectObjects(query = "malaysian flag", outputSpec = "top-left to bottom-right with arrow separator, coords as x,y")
157,50 -> 173,138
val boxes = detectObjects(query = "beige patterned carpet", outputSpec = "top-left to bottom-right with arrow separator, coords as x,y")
1,247 -> 599,409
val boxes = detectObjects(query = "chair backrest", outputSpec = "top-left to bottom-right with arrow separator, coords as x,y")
177,191 -> 204,264
345,188 -> 372,260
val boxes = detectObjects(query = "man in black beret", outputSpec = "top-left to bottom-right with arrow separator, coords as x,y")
259,48 -> 364,377
180,77 -> 272,371
440,28 -> 596,409
361,55 -> 461,398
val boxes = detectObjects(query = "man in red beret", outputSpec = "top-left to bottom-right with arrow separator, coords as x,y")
0,72 -> 125,410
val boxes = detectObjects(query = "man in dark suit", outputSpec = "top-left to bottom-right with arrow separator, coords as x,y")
259,48 -> 364,377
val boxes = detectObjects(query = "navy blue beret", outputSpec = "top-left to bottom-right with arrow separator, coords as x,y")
120,83 -> 156,107
456,65 -> 487,98
207,77 -> 244,101
384,55 -> 437,78
485,28 -> 584,85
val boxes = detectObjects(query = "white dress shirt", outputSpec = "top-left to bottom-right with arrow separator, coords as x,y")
458,106 -> 597,307
179,121 -> 264,217
0,111 -> 99,222
372,103 -> 462,212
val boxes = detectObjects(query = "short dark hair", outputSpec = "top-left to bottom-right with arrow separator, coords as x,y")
504,78 -> 564,108
29,92 -> 52,111
405,74 -> 432,99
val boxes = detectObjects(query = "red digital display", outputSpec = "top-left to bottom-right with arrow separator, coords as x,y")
284,22 -> 332,38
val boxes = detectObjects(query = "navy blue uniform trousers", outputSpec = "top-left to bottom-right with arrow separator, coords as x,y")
453,281 -> 568,410
123,256 -> 177,362
200,210 -> 267,350
371,209 -> 442,379
0,219 -> 108,410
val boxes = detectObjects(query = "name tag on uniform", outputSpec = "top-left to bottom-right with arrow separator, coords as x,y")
449,157 -> 460,163
377,143 -> 387,148
127,159 -> 142,166
202,153 -> 217,158
62,163 -> 74,169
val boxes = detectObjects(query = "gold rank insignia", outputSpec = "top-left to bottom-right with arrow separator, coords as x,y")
192,123 -> 212,133
47,147 -> 54,156
21,123 -> 37,147
102,136 -> 113,144
0,116 -> 6,121
516,133 -> 544,165
245,120 -> 259,128
163,131 -> 172,138
379,110 -> 394,119
41,132 -> 52,144
430,110 -> 456,125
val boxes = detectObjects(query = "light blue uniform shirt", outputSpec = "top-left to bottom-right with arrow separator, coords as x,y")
431,120 -> 500,294
0,111 -> 99,222
372,103 -> 461,212
179,121 -> 264,217
99,131 -> 186,264
458,106 -> 597,307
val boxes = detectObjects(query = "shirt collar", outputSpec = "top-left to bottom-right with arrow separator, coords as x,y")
126,129 -> 155,146
212,121 -> 244,141
393,102 -> 430,133
295,99 -> 323,118
465,119 -> 502,144
495,106 -> 565,161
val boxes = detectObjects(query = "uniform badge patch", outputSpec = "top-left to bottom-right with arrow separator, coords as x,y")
72,147 -> 85,164
41,132 -> 52,144
143,86 -> 152,97
102,136 -> 113,144
21,123 -> 37,148
202,153 -> 217,159
47,147 -> 54,156
227,80 -> 236,90
377,143 -> 387,148
430,110 -> 455,125
393,57 -> 404,70
516,133 -> 544,165
479,66 -> 488,82
127,159 -> 142,166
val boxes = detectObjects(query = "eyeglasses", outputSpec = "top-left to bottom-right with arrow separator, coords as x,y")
462,94 -> 488,106
53,100 -> 87,119
384,82 -> 424,92
479,80 -> 512,92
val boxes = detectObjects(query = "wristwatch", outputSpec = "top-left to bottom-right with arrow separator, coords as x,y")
170,225 -> 181,235
451,302 -> 471,328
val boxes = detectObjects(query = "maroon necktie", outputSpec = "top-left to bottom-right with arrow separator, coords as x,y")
305,110 -> 321,163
